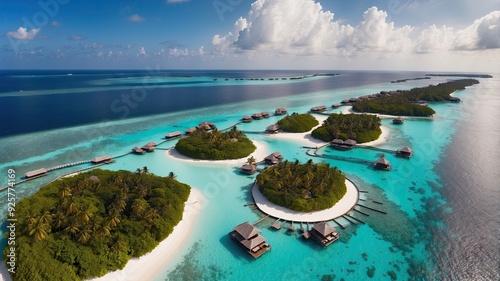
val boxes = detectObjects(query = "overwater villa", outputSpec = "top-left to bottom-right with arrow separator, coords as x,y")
310,105 -> 327,113
349,97 -> 359,103
340,99 -> 351,105
373,156 -> 392,170
242,116 -> 253,123
275,107 -> 287,115
165,131 -> 182,139
240,164 -> 258,175
230,222 -> 271,258
330,139 -> 357,150
393,117 -> 404,124
185,128 -> 197,135
132,146 -> 145,155
309,221 -> 339,247
331,103 -> 341,108
25,168 -> 48,179
141,142 -> 156,152
266,124 -> 280,134
91,155 -> 113,164
261,112 -> 270,118
396,146 -> 414,158
252,113 -> 263,120
197,122 -> 212,130
264,151 -> 283,165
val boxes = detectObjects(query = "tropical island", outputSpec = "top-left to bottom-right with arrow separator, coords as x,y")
276,113 -> 319,133
425,73 -> 492,78
256,160 -> 347,212
175,126 -> 256,160
352,79 -> 479,116
311,113 -> 382,143
5,169 -> 190,281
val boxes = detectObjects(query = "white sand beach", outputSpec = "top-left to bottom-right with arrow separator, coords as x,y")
165,140 -> 269,165
251,180 -> 358,222
88,188 -> 204,281
362,125 -> 390,147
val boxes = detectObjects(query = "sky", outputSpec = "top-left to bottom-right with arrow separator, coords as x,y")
1,0 -> 499,72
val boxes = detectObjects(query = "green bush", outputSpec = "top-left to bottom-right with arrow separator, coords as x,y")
256,160 -> 347,212
175,126 -> 256,160
311,113 -> 382,143
3,169 -> 190,281
277,113 -> 319,133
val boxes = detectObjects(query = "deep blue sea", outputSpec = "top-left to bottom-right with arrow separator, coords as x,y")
0,70 -> 498,281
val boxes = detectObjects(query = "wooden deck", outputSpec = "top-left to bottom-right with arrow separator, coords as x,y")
229,231 -> 271,259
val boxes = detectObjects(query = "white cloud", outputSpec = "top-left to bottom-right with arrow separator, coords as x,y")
138,46 -> 147,56
211,0 -> 500,60
6,27 -> 41,40
51,21 -> 60,27
128,14 -> 145,22
169,47 -> 189,57
167,0 -> 189,3
453,10 -> 500,50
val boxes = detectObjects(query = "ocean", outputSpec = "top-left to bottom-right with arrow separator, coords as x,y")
0,70 -> 498,281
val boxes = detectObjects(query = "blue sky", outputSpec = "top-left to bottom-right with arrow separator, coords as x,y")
1,0 -> 499,71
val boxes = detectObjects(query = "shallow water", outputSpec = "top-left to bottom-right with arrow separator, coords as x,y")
0,70 -> 498,281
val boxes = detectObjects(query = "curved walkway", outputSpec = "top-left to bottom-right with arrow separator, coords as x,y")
251,179 -> 359,223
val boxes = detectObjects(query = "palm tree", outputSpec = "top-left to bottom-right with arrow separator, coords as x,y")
144,209 -> 159,229
106,211 -> 121,228
76,224 -> 92,244
96,223 -> 111,238
59,184 -> 72,198
142,166 -> 149,174
77,205 -> 94,223
52,211 -> 66,230
136,184 -> 149,199
65,197 -> 79,216
29,220 -> 49,242
168,172 -> 177,179
131,199 -> 148,217
64,219 -> 80,237
110,238 -> 126,252
135,168 -> 142,175
25,211 -> 37,227
247,156 -> 256,165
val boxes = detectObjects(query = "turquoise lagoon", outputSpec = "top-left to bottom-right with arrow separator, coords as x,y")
0,73 -> 496,280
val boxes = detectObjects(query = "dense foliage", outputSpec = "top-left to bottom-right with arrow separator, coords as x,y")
277,113 -> 319,133
175,126 -> 256,160
311,113 -> 381,143
256,160 -> 347,212
352,79 -> 479,116
4,169 -> 190,281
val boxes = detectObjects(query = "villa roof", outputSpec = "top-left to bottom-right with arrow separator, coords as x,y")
25,168 -> 48,178
400,146 -> 413,153
241,164 -> 257,171
234,222 -> 261,239
185,128 -> 196,133
165,131 -> 182,138
344,139 -> 357,146
91,155 -> 112,163
331,139 -> 344,145
270,151 -> 282,158
132,146 -> 144,153
242,115 -> 253,119
266,124 -> 280,132
240,235 -> 266,250
375,156 -> 390,165
312,221 -> 336,237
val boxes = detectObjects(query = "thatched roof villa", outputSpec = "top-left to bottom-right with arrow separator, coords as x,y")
141,142 -> 156,152
373,156 -> 391,170
309,221 -> 339,247
25,168 -> 48,179
165,131 -> 182,139
132,146 -> 145,155
396,146 -> 414,158
266,124 -> 280,133
275,107 -> 287,115
242,116 -> 253,123
230,222 -> 271,258
240,164 -> 258,175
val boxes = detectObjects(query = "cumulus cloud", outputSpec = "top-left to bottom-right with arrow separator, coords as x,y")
453,10 -> 500,50
138,46 -> 147,56
6,27 -> 41,40
128,14 -> 145,22
211,0 -> 500,59
169,47 -> 189,57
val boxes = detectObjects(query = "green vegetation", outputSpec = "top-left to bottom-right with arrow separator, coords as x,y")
426,74 -> 492,78
175,126 -> 256,160
277,113 -> 319,133
311,113 -> 381,143
352,79 -> 479,116
256,160 -> 347,212
4,169 -> 190,281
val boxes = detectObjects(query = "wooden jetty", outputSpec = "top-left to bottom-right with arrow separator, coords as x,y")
288,221 -> 295,232
353,208 -> 370,216
346,214 -> 365,224
331,218 -> 346,229
356,203 -> 387,214
342,215 -> 357,225
271,219 -> 281,230
253,214 -> 270,226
